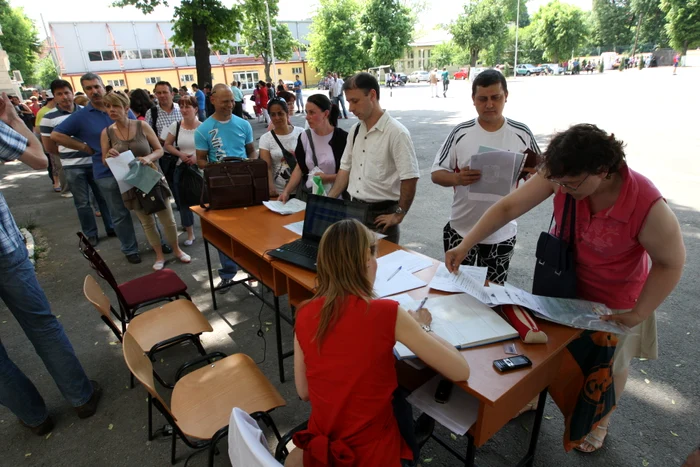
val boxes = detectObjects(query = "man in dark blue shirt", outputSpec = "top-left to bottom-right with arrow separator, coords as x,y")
192,83 -> 206,121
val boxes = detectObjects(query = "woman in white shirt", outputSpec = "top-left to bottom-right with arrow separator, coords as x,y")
163,95 -> 200,246
258,98 -> 304,197
279,94 -> 348,202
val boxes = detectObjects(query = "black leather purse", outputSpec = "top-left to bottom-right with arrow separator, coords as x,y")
532,194 -> 577,298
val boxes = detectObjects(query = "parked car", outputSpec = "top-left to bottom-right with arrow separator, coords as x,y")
453,68 -> 469,80
539,64 -> 563,75
408,70 -> 430,83
317,79 -> 329,90
395,72 -> 408,84
515,64 -> 543,76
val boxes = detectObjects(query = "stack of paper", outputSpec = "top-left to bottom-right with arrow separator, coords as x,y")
468,146 -> 526,202
429,263 -> 487,293
393,294 -> 518,359
373,267 -> 426,298
377,250 -> 433,274
406,375 -> 479,435
263,198 -> 306,215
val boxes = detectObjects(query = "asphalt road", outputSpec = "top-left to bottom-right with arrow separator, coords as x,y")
0,65 -> 697,467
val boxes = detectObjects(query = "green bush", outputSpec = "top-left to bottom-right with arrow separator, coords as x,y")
598,61 -> 604,73
638,56 -> 644,70
503,64 -> 511,77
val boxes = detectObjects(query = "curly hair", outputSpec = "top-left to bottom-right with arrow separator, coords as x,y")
540,124 -> 627,178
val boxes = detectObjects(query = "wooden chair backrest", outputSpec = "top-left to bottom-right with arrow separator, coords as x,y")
83,275 -> 119,325
121,332 -> 171,414
77,232 -> 120,293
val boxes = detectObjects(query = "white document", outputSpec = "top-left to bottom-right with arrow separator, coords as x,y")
377,250 -> 434,274
263,198 -> 306,215
430,263 -> 488,293
386,293 -> 419,308
478,145 -> 526,187
373,267 -> 426,299
104,150 -> 136,193
283,220 -> 304,236
448,270 -> 491,303
468,151 -> 517,202
407,375 -> 479,435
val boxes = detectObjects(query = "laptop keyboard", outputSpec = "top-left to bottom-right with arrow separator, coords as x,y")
284,241 -> 318,258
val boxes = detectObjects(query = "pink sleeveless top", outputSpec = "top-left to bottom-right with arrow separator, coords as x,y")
552,165 -> 663,309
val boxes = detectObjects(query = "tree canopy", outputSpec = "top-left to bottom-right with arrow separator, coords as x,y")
591,0 -> 634,47
660,0 -> 700,54
0,1 -> 40,85
360,0 -> 414,67
531,0 -> 589,63
308,0 -> 365,75
451,0 -> 508,67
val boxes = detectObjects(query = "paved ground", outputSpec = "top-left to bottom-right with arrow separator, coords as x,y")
0,65 -> 698,467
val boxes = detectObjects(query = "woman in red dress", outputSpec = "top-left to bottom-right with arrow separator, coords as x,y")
288,219 -> 470,467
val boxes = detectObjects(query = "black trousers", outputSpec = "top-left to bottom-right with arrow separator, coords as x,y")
363,201 -> 400,244
233,101 -> 243,118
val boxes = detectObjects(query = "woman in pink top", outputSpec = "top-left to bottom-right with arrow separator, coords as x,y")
446,124 -> 685,452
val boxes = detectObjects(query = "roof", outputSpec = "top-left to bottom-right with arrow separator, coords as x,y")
409,29 -> 452,47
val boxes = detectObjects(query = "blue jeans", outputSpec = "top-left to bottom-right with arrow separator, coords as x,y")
65,166 -> 114,238
0,247 -> 93,426
218,250 -> 238,281
94,175 -> 139,256
332,95 -> 348,118
295,91 -> 304,111
173,164 -> 194,228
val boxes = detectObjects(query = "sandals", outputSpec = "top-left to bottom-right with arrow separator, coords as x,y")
575,424 -> 608,453
152,260 -> 165,271
184,238 -> 195,247
177,253 -> 191,264
512,397 -> 539,419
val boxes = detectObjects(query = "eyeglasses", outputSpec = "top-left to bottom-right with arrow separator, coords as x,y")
548,173 -> 590,191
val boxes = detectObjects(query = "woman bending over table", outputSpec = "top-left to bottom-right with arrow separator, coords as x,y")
446,123 -> 685,452
287,219 -> 470,467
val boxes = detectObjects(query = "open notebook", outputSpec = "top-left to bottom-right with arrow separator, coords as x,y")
394,293 -> 519,360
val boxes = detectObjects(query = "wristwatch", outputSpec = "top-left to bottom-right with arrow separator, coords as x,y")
395,206 -> 406,216
421,324 -> 432,333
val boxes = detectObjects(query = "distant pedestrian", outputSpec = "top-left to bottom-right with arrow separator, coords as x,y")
441,67 -> 450,97
673,53 -> 680,75
332,73 -> 348,119
429,69 -> 439,98
192,83 -> 206,121
293,74 -> 304,113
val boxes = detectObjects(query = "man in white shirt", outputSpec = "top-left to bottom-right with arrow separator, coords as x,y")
431,69 -> 540,284
327,72 -> 420,244
331,73 -> 348,119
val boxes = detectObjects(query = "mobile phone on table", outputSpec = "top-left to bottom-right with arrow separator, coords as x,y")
493,355 -> 532,372
434,379 -> 453,404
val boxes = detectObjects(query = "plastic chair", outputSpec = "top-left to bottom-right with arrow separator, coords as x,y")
122,331 -> 287,465
78,232 -> 191,333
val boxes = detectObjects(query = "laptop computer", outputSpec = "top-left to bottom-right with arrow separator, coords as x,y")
268,194 -> 368,271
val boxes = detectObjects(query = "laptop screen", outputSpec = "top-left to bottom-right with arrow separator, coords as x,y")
302,195 -> 368,243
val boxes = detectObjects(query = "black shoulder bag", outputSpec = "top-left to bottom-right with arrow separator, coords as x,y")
532,194 -> 577,298
271,130 -> 297,172
173,121 -> 205,208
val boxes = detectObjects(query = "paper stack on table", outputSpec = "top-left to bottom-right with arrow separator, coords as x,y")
429,263 -> 487,293
263,198 -> 306,215
373,267 -> 426,298
377,250 -> 433,274
407,375 -> 479,435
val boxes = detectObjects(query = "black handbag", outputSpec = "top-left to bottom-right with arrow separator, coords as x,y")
179,165 -> 204,208
532,194 -> 577,298
136,183 -> 168,215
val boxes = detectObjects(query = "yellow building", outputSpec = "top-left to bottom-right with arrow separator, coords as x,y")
395,30 -> 452,73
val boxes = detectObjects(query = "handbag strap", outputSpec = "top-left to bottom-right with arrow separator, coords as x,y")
150,106 -> 159,134
175,121 -> 181,147
568,195 -> 577,247
271,130 -> 297,169
305,129 -> 319,168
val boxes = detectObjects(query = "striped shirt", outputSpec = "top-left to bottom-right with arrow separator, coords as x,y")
40,105 -> 92,168
431,117 -> 540,244
0,121 -> 29,255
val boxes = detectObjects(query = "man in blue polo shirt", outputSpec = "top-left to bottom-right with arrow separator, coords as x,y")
195,84 -> 255,291
50,73 -> 142,263
192,83 -> 206,121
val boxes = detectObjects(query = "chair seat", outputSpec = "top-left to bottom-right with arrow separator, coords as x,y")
171,354 -> 286,440
127,299 -> 213,352
118,268 -> 188,308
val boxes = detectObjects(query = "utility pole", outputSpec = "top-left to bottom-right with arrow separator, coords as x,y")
513,0 -> 520,78
264,0 -> 277,83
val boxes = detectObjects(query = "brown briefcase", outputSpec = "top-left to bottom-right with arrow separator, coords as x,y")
200,157 -> 269,210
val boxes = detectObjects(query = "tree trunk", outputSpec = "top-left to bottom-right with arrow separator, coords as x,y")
631,12 -> 643,58
682,41 -> 688,57
263,53 -> 271,82
470,48 -> 479,67
192,21 -> 212,87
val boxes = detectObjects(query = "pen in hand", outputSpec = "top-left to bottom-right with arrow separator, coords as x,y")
387,266 -> 402,281
416,297 -> 428,311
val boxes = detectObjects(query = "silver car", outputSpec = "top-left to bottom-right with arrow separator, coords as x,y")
408,71 -> 430,83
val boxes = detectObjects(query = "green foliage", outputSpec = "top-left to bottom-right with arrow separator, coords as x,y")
451,0 -> 508,67
35,56 -> 59,90
502,0 -> 530,27
503,63 -> 511,76
591,0 -> 634,47
638,55 -> 644,68
599,60 -> 605,72
637,1 -> 669,47
531,1 -> 589,63
360,0 -> 414,67
514,24 -> 545,65
308,0 -> 365,75
0,1 -> 40,85
431,42 -> 457,67
241,0 -> 299,82
660,0 -> 700,54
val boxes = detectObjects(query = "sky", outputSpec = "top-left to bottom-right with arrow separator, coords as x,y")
13,0 -> 592,41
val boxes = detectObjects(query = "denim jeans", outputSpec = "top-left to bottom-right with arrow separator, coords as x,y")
0,246 -> 93,426
94,175 -> 139,256
65,166 -> 114,238
173,164 -> 195,228
218,249 -> 238,281
332,95 -> 348,118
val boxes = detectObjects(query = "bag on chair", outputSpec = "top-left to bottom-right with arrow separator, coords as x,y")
200,157 -> 269,210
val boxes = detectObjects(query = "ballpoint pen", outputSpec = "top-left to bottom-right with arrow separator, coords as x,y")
416,297 -> 428,310
387,266 -> 402,281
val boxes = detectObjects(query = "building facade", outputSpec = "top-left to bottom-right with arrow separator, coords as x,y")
47,20 -> 312,92
394,30 -> 452,73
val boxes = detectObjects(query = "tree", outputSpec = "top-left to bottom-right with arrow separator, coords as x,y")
241,0 -> 299,82
451,0 -> 508,67
35,56 -> 59,90
660,0 -> 700,55
531,1 -> 588,63
308,0 -> 364,76
630,0 -> 668,55
431,41 -> 457,67
591,0 -> 634,49
0,1 -> 40,85
502,0 -> 530,27
112,0 -> 241,88
360,0 -> 414,68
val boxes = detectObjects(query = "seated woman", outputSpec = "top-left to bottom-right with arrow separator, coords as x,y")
258,98 -> 304,197
288,219 -> 470,466
100,91 -> 191,271
446,124 -> 685,452
278,95 -> 346,203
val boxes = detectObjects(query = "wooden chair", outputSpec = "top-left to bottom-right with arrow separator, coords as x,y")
122,331 -> 287,465
78,232 -> 191,333
84,275 -> 212,387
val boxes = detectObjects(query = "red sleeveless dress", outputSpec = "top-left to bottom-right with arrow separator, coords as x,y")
293,295 -> 413,466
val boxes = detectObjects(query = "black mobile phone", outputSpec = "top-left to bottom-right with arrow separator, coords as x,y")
434,379 -> 453,404
493,355 -> 533,372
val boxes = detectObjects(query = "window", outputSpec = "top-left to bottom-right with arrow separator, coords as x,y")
145,77 -> 161,85
107,79 -> 126,87
152,49 -> 165,59
174,48 -> 186,58
181,74 -> 194,83
292,67 -> 302,74
88,51 -> 102,62
187,48 -> 195,56
140,49 -> 153,59
122,50 -> 140,60
234,71 -> 259,90
277,68 -> 282,76
101,50 -> 115,61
